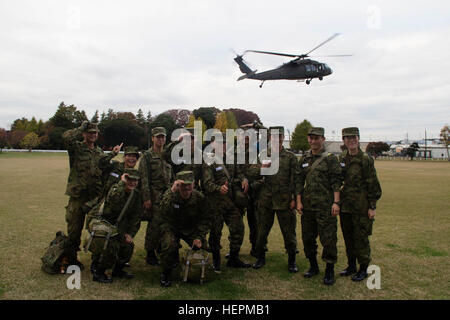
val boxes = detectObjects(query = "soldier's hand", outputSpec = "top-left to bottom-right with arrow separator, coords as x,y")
143,200 -> 152,210
368,209 -> 376,220
171,180 -> 183,192
242,179 -> 249,194
121,173 -> 129,183
296,201 -> 303,215
112,142 -> 123,156
124,234 -> 133,244
331,203 -> 340,217
220,181 -> 229,195
193,239 -> 202,248
290,200 -> 296,210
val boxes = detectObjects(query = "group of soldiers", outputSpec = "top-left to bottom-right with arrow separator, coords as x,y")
62,120 -> 382,287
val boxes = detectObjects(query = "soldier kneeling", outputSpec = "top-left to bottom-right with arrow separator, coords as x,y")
85,169 -> 142,283
159,171 -> 211,287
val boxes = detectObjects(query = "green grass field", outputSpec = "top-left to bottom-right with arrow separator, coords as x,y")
0,152 -> 449,300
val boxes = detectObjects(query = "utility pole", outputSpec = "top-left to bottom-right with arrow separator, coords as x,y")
424,129 -> 427,159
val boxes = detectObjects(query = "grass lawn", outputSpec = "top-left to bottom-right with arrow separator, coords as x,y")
0,152 -> 449,300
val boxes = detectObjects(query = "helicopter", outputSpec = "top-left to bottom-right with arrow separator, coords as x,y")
234,33 -> 351,88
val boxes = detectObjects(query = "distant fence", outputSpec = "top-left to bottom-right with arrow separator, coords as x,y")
376,156 -> 448,161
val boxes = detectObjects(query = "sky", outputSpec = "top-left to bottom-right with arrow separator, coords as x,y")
1,0 -> 449,142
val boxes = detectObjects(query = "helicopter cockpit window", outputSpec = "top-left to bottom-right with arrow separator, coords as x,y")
310,65 -> 317,71
305,65 -> 311,72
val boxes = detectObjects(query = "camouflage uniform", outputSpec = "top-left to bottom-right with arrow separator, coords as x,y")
159,173 -> 211,271
86,172 -> 141,273
298,147 -> 342,264
254,146 -> 299,258
202,157 -> 246,255
138,128 -> 174,258
63,122 -> 117,261
339,128 -> 382,267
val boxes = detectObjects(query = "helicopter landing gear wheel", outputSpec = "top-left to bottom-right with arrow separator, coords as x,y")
306,79 -> 311,85
319,77 -> 323,81
259,81 -> 265,88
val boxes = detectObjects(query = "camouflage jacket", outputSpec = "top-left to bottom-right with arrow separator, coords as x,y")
163,141 -> 203,190
160,189 -> 211,239
201,155 -> 246,202
297,148 -> 342,212
138,147 -> 174,204
237,149 -> 262,199
259,147 -> 300,210
87,181 -> 141,237
338,149 -> 382,213
63,126 -> 115,198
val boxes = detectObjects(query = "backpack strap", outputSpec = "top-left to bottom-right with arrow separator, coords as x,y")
306,152 -> 328,182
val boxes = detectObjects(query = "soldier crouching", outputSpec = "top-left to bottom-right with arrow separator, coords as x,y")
85,169 -> 141,283
159,171 -> 211,287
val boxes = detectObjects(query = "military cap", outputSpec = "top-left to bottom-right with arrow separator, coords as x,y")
124,146 -> 140,157
269,126 -> 285,136
308,127 -> 325,136
152,127 -> 167,137
124,168 -> 140,180
342,127 -> 360,137
176,170 -> 194,184
85,122 -> 99,133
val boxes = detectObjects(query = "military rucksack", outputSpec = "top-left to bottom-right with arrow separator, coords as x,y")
41,231 -> 70,274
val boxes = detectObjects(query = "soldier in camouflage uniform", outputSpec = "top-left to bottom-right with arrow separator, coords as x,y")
297,127 -> 342,285
85,169 -> 142,283
202,133 -> 251,271
138,127 -> 174,266
252,126 -> 300,273
163,128 -> 203,190
158,171 -> 211,287
62,120 -> 122,269
338,127 -> 382,281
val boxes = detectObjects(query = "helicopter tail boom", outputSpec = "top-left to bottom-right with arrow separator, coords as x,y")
234,55 -> 255,75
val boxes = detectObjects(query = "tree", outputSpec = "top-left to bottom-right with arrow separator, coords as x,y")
291,119 -> 313,152
21,132 -> 39,152
163,109 -> 191,127
214,111 -> 238,132
7,130 -> 27,148
136,109 -> 146,127
193,107 -> 219,129
49,102 -> 87,129
91,110 -> 99,123
223,108 -> 261,127
0,128 -> 7,152
100,119 -> 145,149
406,142 -> 420,160
366,141 -> 390,158
186,115 -> 207,144
440,124 -> 449,160
48,127 -> 67,150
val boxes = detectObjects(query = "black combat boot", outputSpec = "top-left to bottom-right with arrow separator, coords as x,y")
112,264 -> 134,279
340,257 -> 357,276
146,250 -> 160,266
227,250 -> 251,268
252,252 -> 266,269
304,257 -> 319,278
288,253 -> 299,273
212,250 -> 221,272
323,263 -> 335,285
93,268 -> 113,284
352,264 -> 369,282
160,269 -> 172,287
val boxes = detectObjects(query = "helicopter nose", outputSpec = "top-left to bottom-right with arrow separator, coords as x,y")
329,67 -> 333,75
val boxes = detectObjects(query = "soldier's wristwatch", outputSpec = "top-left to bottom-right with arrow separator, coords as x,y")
333,201 -> 341,207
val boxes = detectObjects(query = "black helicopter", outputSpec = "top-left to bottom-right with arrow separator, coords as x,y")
234,33 -> 351,88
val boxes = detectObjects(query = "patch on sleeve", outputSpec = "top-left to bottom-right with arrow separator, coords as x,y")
216,166 -> 223,171
302,163 -> 309,168
340,163 -> 346,167
110,172 -> 120,178
174,204 -> 180,209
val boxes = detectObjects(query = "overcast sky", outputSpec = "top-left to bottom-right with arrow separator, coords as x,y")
1,0 -> 449,142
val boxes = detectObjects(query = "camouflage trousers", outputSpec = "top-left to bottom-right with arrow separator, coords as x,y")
340,211 -> 373,265
160,230 -> 205,270
240,199 -> 258,247
208,198 -> 244,253
89,235 -> 135,270
255,205 -> 298,257
301,209 -> 337,264
144,203 -> 162,253
65,195 -> 92,256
